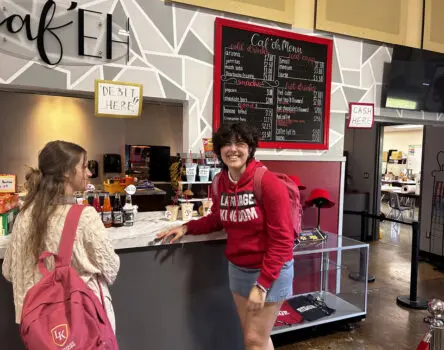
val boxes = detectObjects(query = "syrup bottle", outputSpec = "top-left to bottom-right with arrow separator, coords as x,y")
93,193 -> 102,219
102,193 -> 113,228
112,192 -> 124,227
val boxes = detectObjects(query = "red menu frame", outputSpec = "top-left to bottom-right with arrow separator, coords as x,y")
213,18 -> 333,150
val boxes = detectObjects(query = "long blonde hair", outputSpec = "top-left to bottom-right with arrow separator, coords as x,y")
22,141 -> 86,262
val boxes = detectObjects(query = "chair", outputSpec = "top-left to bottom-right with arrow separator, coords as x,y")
388,192 -> 412,220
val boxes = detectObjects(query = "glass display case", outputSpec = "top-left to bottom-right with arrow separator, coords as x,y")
272,234 -> 369,334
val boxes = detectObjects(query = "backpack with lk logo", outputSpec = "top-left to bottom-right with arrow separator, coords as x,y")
20,205 -> 118,350
212,166 -> 302,239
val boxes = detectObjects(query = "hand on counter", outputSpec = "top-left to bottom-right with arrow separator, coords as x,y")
156,225 -> 188,244
247,286 -> 266,312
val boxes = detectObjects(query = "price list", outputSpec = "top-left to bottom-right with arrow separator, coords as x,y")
214,18 -> 332,149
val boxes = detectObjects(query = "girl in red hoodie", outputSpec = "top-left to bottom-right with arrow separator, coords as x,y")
157,123 -> 294,350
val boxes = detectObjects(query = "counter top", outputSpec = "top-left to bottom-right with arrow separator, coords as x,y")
0,211 -> 226,260
86,188 -> 167,196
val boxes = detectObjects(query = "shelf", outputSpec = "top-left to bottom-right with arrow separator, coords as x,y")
293,234 -> 368,255
178,181 -> 212,185
388,159 -> 407,164
293,258 -> 346,278
271,292 -> 365,335
84,188 -> 166,196
177,198 -> 209,203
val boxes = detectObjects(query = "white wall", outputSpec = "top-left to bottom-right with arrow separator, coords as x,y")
0,91 -> 183,186
383,129 -> 423,154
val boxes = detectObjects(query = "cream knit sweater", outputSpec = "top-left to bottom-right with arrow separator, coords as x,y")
2,204 -> 120,324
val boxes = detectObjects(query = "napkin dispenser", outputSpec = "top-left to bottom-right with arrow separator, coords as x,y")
103,154 -> 122,174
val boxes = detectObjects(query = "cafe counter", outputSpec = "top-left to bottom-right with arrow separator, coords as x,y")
0,212 -> 245,350
0,211 -> 227,259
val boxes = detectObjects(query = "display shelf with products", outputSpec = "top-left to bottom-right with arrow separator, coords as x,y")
177,198 -> 208,203
388,158 -> 407,164
178,181 -> 213,185
272,234 -> 369,334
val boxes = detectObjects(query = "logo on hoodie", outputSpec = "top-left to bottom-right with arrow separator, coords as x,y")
219,191 -> 258,222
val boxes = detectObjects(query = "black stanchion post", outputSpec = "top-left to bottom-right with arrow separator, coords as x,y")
349,211 -> 376,283
397,221 -> 428,309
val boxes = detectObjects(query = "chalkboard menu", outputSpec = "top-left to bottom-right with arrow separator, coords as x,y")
213,18 -> 333,150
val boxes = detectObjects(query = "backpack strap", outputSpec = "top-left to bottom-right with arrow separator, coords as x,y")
57,205 -> 86,267
211,172 -> 222,199
253,166 -> 267,205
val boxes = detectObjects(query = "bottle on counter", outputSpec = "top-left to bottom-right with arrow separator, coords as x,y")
112,192 -> 124,227
102,193 -> 112,228
123,194 -> 134,226
93,193 -> 102,218
82,191 -> 89,206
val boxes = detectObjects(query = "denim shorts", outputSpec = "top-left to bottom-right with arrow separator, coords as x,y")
228,259 -> 294,303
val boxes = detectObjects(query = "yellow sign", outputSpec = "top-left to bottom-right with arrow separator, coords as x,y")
0,174 -> 17,193
94,80 -> 143,118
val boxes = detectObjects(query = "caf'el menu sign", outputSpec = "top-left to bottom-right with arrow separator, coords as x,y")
0,0 -> 131,66
95,80 -> 143,118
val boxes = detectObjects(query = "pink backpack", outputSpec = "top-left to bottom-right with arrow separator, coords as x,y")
212,166 -> 302,239
20,205 -> 118,350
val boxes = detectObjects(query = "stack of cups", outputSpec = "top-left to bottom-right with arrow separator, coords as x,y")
165,204 -> 179,221
181,202 -> 194,221
199,164 -> 210,182
201,199 -> 213,216
185,163 -> 197,182
210,167 -> 222,180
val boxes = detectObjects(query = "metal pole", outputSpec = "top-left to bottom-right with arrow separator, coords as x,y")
349,211 -> 376,282
410,221 -> 419,301
397,221 -> 428,309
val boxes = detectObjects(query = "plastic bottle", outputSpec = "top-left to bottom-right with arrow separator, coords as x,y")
93,193 -> 102,222
123,194 -> 134,226
112,192 -> 124,227
82,191 -> 89,206
102,193 -> 112,228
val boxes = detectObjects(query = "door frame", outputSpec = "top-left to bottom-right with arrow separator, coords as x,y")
373,121 -> 425,240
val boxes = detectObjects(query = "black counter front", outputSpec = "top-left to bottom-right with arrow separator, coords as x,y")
0,241 -> 244,350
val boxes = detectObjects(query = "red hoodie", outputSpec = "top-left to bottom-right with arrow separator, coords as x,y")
186,159 -> 294,289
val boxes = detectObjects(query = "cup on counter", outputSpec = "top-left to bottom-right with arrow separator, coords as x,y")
165,205 -> 179,221
201,199 -> 213,216
210,167 -> 222,180
185,163 -> 197,182
198,165 -> 210,182
180,203 -> 194,221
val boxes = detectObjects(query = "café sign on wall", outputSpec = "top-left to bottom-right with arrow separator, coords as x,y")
0,0 -> 131,66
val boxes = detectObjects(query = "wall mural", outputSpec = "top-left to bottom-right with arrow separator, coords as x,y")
0,0 -> 442,157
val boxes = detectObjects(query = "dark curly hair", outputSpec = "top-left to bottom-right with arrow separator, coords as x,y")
213,123 -> 259,168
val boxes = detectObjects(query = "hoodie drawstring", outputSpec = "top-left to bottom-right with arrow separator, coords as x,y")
234,186 -> 239,222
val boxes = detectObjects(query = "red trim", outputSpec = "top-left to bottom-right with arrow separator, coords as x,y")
347,102 -> 375,129
213,18 -> 224,132
213,18 -> 333,150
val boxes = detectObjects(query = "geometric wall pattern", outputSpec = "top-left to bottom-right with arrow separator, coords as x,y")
0,0 -> 442,159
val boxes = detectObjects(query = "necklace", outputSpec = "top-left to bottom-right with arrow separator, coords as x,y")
228,171 -> 240,183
